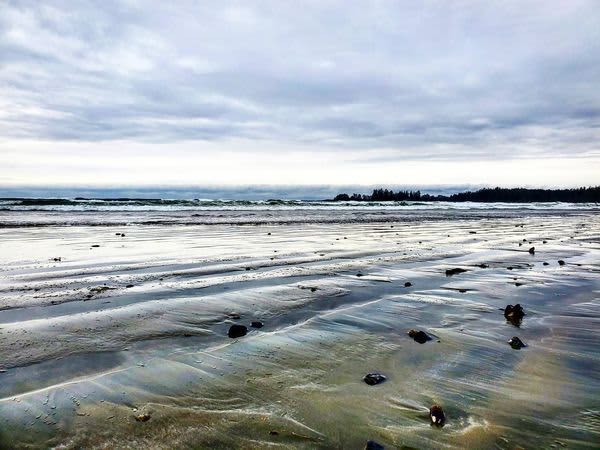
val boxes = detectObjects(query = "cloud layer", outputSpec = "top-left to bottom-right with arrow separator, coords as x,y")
1,1 -> 599,186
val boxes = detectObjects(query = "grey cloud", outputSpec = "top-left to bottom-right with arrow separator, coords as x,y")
1,0 -> 599,160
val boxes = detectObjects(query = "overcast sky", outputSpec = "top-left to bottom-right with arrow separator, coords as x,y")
1,0 -> 599,189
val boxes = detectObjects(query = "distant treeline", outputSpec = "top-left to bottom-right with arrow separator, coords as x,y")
332,186 -> 600,203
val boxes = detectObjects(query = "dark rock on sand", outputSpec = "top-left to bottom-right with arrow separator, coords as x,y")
126,284 -> 134,288
558,260 -> 566,266
543,262 -> 549,266
135,414 -> 151,422
228,324 -> 247,338
528,247 -> 535,254
408,329 -> 431,344
476,263 -> 489,268
356,273 -> 364,277
251,321 -> 263,328
429,405 -> 445,427
363,373 -> 387,385
508,336 -> 526,349
404,281 -> 412,287
504,304 -> 525,325
52,257 -> 62,262
365,440 -> 385,450
445,268 -> 467,276
91,244 -> 100,248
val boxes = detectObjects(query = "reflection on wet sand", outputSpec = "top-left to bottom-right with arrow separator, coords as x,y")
0,211 -> 599,449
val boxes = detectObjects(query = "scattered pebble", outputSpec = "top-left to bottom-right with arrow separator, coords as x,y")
250,321 -> 263,329
404,281 -> 412,287
365,440 -> 385,450
429,405 -> 446,427
504,304 -> 525,326
363,373 -> 387,385
558,260 -> 566,266
135,414 -> 151,422
445,268 -> 467,276
508,336 -> 526,349
228,324 -> 247,338
528,247 -> 535,254
408,329 -> 431,344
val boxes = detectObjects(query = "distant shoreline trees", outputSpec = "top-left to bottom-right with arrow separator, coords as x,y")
331,186 -> 600,203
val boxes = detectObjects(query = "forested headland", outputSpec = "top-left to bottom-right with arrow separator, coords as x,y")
331,186 -> 600,203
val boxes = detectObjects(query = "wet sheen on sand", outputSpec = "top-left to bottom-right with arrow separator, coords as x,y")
0,206 -> 599,449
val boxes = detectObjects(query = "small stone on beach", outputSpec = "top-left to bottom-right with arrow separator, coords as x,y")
404,281 -> 412,287
363,373 -> 387,385
408,329 -> 431,344
429,405 -> 446,427
508,336 -> 526,349
251,321 -> 263,328
528,247 -> 535,254
445,268 -> 467,276
228,324 -> 247,338
504,304 -> 525,325
558,260 -> 566,266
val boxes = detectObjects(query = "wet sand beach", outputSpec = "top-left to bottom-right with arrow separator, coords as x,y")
0,203 -> 599,449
